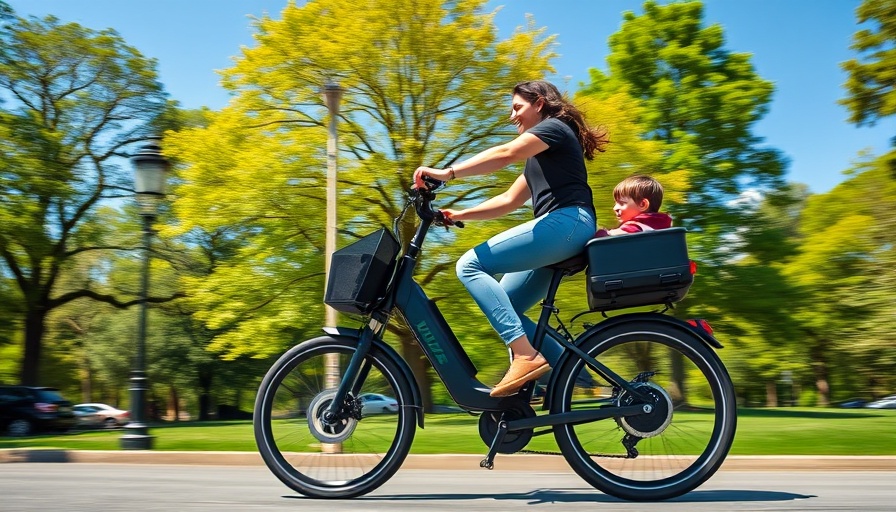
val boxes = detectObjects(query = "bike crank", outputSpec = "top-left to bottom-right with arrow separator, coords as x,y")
477,402 -> 536,455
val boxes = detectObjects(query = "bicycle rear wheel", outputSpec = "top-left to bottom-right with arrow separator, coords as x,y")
254,335 -> 416,498
551,321 -> 736,501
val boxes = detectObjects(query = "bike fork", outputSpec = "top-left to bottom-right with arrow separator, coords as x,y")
321,321 -> 379,425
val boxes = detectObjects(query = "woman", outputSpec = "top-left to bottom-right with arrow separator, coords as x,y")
413,80 -> 608,397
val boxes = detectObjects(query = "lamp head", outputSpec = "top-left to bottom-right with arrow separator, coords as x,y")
132,139 -> 169,216
323,81 -> 343,113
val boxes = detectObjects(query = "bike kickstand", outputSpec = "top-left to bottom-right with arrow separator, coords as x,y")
480,420 -> 508,470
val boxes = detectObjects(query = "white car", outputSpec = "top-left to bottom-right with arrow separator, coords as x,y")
73,405 -> 105,428
865,396 -> 896,409
358,393 -> 399,416
74,403 -> 130,427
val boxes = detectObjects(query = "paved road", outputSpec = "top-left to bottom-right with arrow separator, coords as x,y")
1,463 -> 894,511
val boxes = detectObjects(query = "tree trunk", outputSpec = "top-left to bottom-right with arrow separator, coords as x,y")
198,368 -> 213,421
810,342 -> 831,407
20,308 -> 48,385
815,375 -> 830,406
81,360 -> 94,404
168,385 -> 180,422
670,350 -> 686,405
766,380 -> 778,407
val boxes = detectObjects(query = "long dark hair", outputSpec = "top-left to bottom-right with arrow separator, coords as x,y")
513,80 -> 609,160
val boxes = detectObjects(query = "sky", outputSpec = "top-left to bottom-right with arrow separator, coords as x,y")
7,0 -> 893,194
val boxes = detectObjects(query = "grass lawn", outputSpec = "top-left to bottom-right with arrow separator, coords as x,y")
1,407 -> 893,456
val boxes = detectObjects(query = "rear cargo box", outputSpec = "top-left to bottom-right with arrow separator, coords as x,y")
586,227 -> 693,311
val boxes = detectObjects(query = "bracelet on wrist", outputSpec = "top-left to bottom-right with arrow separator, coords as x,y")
447,166 -> 456,181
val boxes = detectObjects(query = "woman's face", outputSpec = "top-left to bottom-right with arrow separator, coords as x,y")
509,94 -> 543,134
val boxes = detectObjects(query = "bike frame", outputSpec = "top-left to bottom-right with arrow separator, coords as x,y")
256,182 -> 736,501
323,190 -> 662,431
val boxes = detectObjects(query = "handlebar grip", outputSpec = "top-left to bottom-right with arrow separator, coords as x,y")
434,210 -> 463,228
421,175 -> 444,190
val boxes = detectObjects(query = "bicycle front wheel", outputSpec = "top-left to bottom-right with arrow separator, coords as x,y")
254,335 -> 417,498
551,321 -> 737,501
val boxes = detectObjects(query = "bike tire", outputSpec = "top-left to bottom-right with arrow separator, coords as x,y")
551,321 -> 737,501
254,335 -> 417,498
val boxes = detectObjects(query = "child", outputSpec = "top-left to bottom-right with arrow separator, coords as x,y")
595,175 -> 671,237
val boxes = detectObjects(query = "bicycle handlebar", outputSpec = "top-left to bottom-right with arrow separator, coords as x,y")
412,176 -> 464,229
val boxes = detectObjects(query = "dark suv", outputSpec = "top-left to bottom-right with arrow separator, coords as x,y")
0,385 -> 77,436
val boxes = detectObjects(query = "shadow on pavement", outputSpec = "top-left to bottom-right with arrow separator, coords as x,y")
286,488 -> 814,504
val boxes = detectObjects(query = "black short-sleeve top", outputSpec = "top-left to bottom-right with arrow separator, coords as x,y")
524,117 -> 594,218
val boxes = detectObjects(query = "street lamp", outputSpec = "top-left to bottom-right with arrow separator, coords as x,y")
120,138 -> 169,450
322,80 -> 343,331
322,81 -> 343,454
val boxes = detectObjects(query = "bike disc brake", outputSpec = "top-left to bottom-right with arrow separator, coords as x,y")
307,389 -> 359,443
616,382 -> 673,438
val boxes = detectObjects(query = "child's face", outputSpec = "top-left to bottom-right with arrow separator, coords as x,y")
614,196 -> 649,223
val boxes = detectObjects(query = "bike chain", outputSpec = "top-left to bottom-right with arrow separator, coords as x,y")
519,448 -> 632,459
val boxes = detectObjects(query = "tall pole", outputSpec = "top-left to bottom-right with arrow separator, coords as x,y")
121,140 -> 167,450
120,214 -> 155,450
323,81 -> 343,333
322,82 -> 344,454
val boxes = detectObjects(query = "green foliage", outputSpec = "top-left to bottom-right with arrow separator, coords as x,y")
783,154 -> 896,398
0,13 -> 169,383
5,0 -> 894,416
841,0 -> 896,127
581,2 -> 789,339
167,0 -> 558,369
591,0 -> 785,225
0,1 -> 13,20
0,277 -> 22,347
579,1 -> 796,406
833,0 -> 896,395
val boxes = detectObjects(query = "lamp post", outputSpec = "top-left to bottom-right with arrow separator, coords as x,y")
322,81 -> 343,331
322,81 -> 343,454
120,139 -> 169,450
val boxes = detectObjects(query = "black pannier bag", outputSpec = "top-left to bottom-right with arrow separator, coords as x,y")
324,228 -> 401,314
586,227 -> 694,312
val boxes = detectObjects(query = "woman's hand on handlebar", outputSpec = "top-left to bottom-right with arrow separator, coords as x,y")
435,208 -> 464,228
413,166 -> 452,189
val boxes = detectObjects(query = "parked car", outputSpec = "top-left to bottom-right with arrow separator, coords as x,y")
74,403 -> 130,427
0,385 -> 77,436
357,393 -> 399,415
73,405 -> 105,429
865,395 -> 896,409
835,398 -> 868,409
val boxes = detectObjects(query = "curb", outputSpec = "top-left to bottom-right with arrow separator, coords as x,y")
2,450 -> 895,471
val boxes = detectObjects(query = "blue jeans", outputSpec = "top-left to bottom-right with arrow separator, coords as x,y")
456,205 -> 595,364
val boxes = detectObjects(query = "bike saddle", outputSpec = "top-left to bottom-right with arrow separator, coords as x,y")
546,253 -> 587,275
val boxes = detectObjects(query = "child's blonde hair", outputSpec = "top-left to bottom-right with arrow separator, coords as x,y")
613,175 -> 664,212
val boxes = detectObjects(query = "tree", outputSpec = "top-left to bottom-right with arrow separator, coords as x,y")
841,0 -> 896,130
590,1 -> 786,231
0,1 -> 12,21
580,1 -> 790,405
831,0 -> 896,401
715,185 -> 810,406
0,14 -> 169,384
783,158 -> 896,404
166,0 -> 561,409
